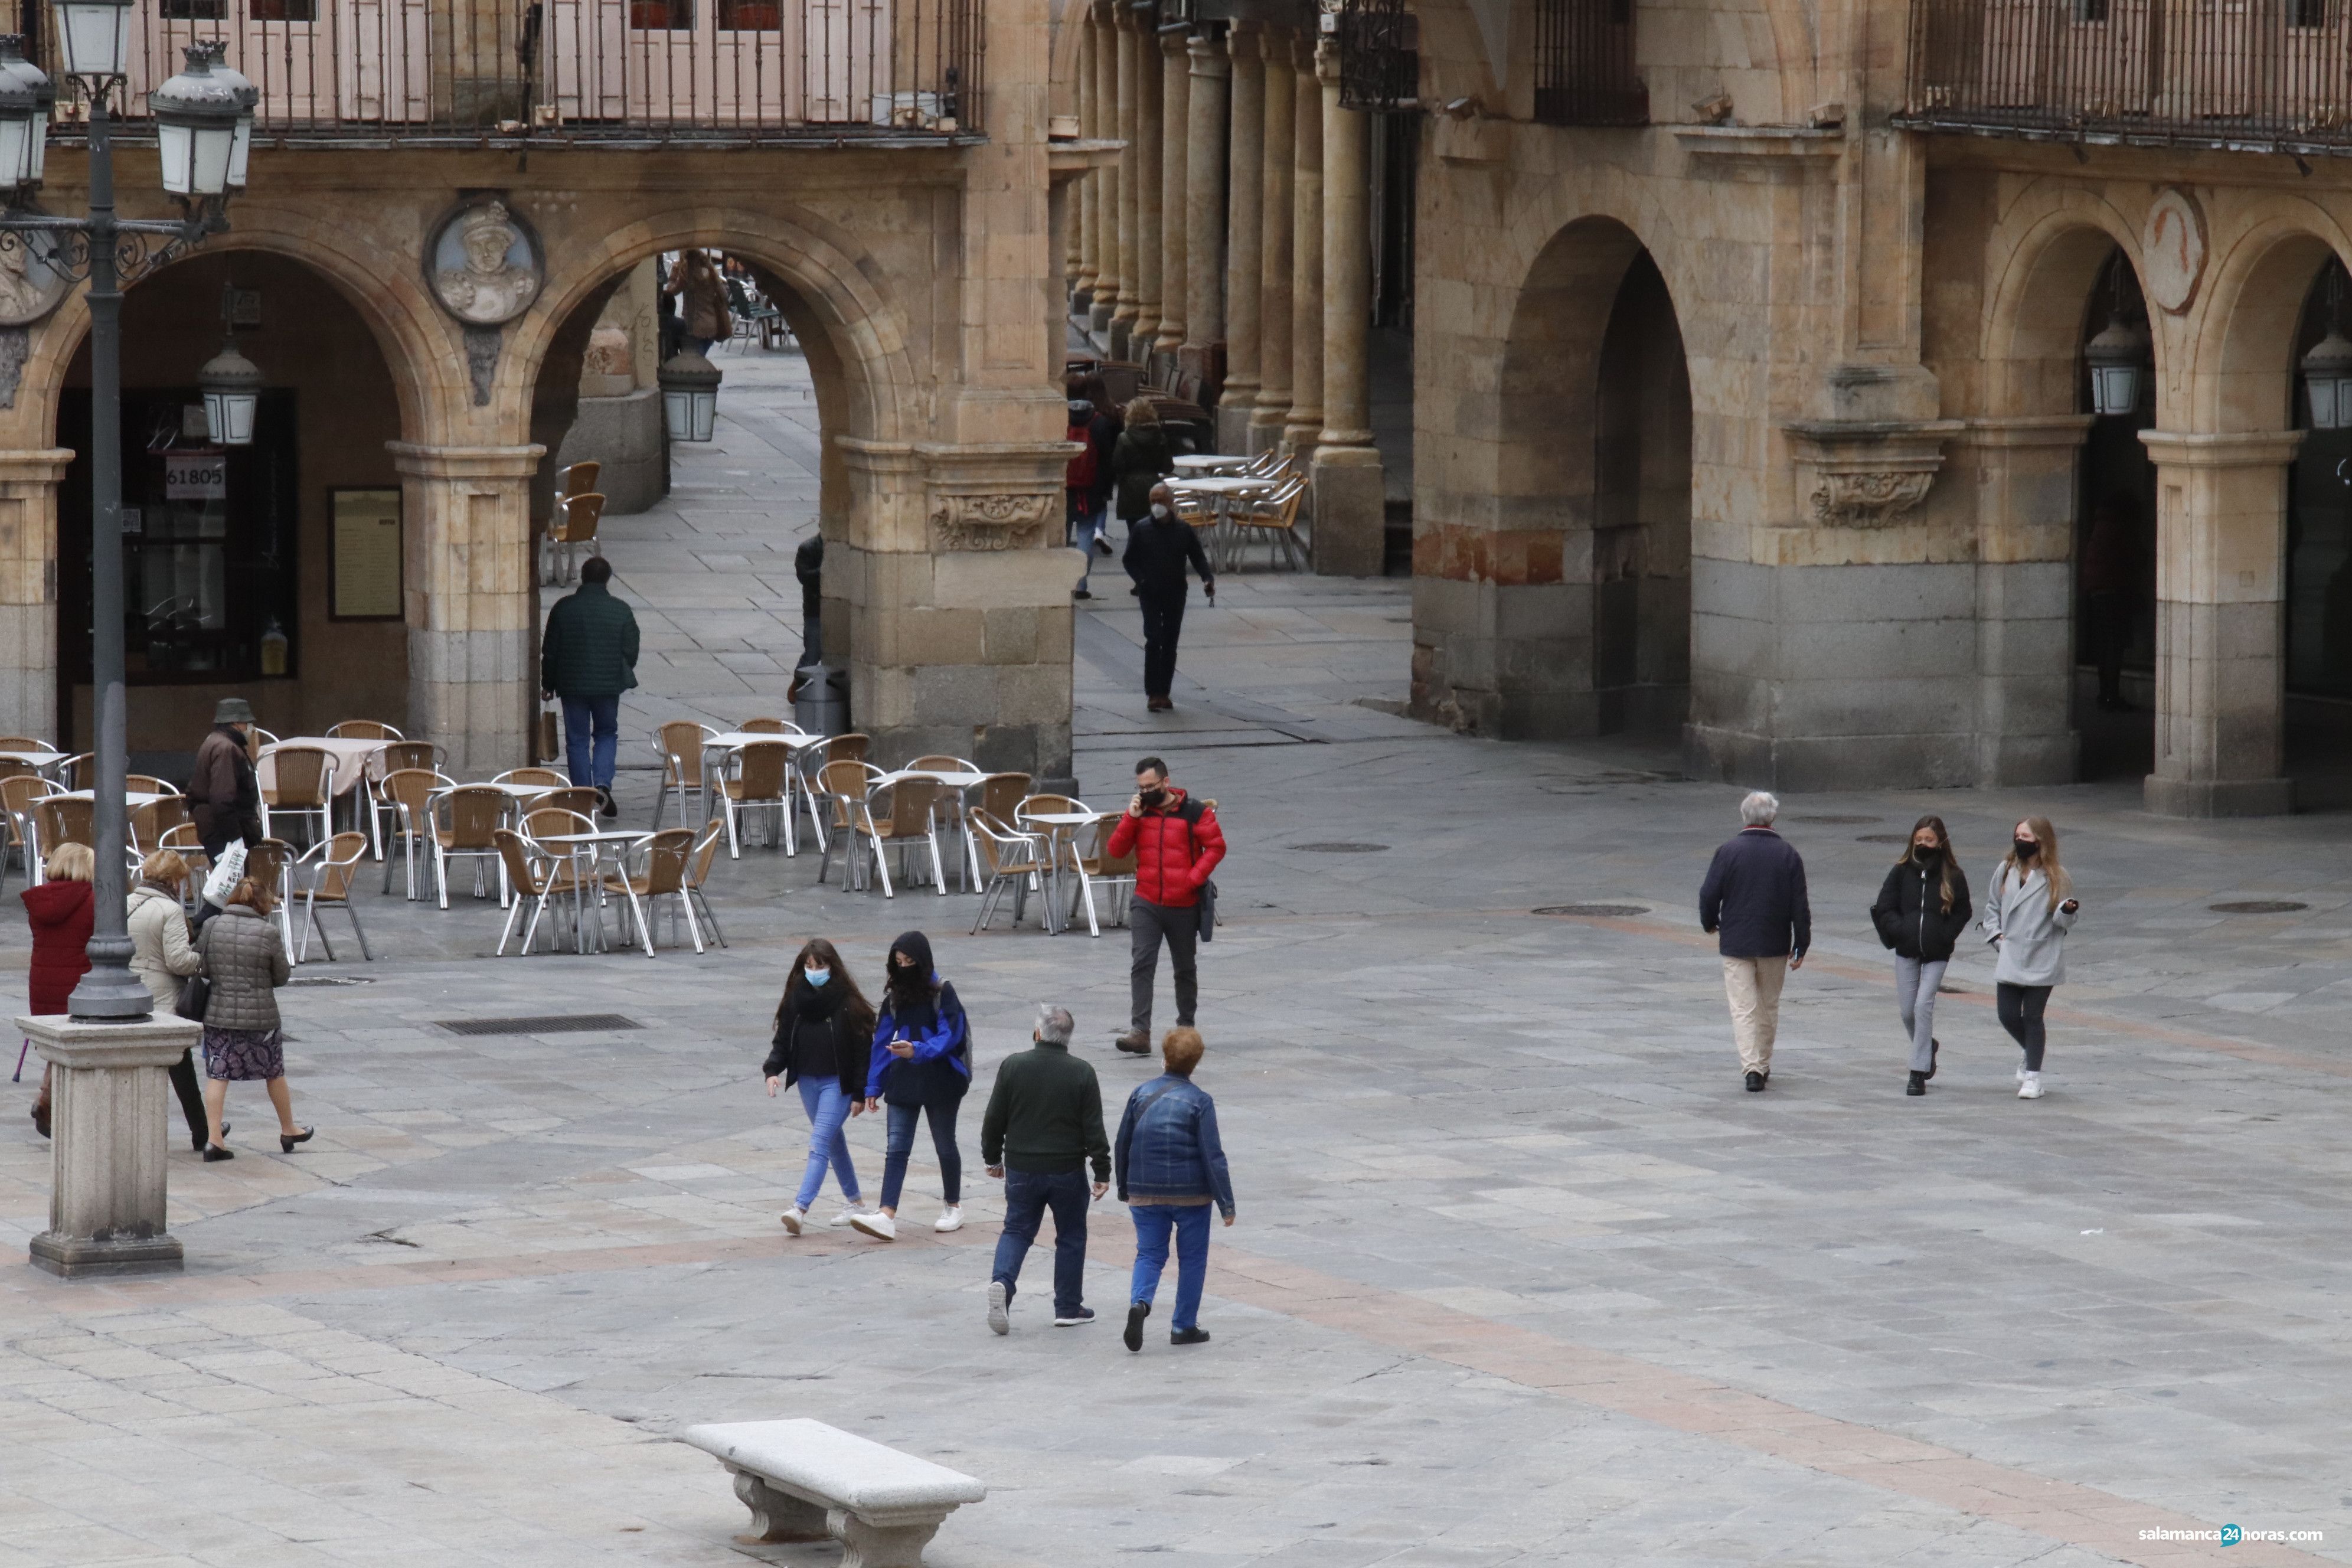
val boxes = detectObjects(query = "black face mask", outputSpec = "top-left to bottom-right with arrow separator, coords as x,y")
1139,786 -> 1166,808
2014,839 -> 2040,860
1913,845 -> 1940,865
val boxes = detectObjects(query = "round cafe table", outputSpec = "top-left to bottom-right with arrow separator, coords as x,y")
1015,808 -> 1105,934
532,828 -> 652,954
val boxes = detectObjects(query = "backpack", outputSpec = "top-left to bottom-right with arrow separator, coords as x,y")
1175,797 -> 1218,942
1064,422 -> 1099,493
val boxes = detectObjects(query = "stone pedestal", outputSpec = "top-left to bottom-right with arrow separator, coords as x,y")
25,1012 -> 201,1278
1311,447 -> 1384,577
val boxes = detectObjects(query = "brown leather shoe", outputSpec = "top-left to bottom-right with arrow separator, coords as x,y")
30,1096 -> 50,1138
1115,1029 -> 1151,1054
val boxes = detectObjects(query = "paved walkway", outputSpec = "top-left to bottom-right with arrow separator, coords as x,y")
2,346 -> 2350,1567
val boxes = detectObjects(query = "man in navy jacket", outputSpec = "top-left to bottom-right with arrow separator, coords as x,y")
1698,791 -> 1811,1092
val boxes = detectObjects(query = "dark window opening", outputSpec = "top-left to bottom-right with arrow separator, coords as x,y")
1534,0 -> 1649,126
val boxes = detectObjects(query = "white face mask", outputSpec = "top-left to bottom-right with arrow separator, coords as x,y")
1149,502 -> 1172,521
804,968 -> 831,988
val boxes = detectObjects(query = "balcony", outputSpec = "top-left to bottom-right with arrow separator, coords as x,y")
9,0 -> 983,146
1899,0 -> 2352,153
1532,0 -> 1647,128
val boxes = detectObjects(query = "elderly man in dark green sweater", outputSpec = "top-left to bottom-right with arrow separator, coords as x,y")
540,556 -> 639,816
981,1004 -> 1110,1334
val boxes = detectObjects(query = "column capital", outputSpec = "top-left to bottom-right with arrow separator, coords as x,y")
1227,17 -> 1262,50
1188,33 -> 1230,75
1292,31 -> 1318,71
0,447 -> 74,485
2137,429 -> 2305,468
387,442 -> 548,481
1159,25 -> 1190,58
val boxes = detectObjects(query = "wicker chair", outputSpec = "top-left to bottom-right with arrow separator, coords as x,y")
682,817 -> 728,948
720,740 -> 793,856
291,832 -> 373,963
260,745 -> 337,848
969,809 -> 1054,935
432,785 -> 513,908
493,829 -> 587,956
652,720 -> 718,829
602,827 -> 701,955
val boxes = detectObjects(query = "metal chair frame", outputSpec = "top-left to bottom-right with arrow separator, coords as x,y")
292,832 -> 374,963
969,810 -> 1055,934
260,746 -> 338,849
432,786 -> 514,909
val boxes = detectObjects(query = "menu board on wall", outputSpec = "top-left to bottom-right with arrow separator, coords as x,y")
330,488 -> 403,620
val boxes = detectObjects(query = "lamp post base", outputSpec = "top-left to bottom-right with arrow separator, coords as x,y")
30,1232 -> 185,1278
22,1012 -> 201,1279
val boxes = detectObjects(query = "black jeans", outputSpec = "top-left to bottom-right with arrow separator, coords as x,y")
880,1097 -> 963,1210
1130,897 -> 1198,1034
1997,982 -> 2052,1071
992,1166 -> 1091,1317
1138,589 -> 1187,698
167,1048 -> 210,1148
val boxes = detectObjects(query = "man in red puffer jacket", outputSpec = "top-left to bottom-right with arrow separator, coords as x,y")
1107,757 -> 1224,1053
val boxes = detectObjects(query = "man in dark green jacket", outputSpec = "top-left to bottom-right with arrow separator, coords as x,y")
981,1004 -> 1110,1333
540,556 -> 639,816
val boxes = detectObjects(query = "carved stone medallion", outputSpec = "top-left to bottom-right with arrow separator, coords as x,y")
426,198 -> 543,327
2142,188 -> 2207,316
0,230 -> 70,328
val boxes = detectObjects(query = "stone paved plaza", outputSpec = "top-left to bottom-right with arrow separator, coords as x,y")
4,349 -> 2351,1567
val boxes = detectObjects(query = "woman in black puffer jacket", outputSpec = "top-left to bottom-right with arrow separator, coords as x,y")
1870,815 -> 1973,1098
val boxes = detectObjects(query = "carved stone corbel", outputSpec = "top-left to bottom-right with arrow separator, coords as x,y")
928,490 -> 1057,551
1783,419 -> 1963,527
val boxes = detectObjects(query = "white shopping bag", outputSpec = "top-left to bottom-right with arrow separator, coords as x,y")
201,841 -> 248,909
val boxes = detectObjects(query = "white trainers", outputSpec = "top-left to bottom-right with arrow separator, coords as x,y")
827,1204 -> 874,1227
779,1207 -> 805,1236
2015,1065 -> 2028,1084
2018,1072 -> 2044,1100
987,1280 -> 1010,1335
851,1210 -> 899,1241
934,1206 -> 963,1233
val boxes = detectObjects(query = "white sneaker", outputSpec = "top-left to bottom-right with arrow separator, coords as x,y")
987,1280 -> 1010,1335
2015,1065 -> 2028,1084
827,1204 -> 874,1228
779,1207 -> 805,1236
2018,1072 -> 2044,1100
934,1206 -> 963,1233
851,1210 -> 899,1241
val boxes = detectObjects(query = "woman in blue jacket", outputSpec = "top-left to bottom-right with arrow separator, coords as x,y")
1114,1027 -> 1236,1351
854,930 -> 970,1241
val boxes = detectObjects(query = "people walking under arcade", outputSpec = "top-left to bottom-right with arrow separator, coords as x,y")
854,931 -> 970,1240
1698,791 -> 1811,1092
980,1004 -> 1110,1334
21,841 -> 95,1139
1982,816 -> 2080,1100
128,850 -> 211,1151
766,938 -> 877,1235
1870,815 -> 1973,1097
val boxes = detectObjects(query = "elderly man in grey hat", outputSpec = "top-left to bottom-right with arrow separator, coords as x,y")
188,697 -> 262,861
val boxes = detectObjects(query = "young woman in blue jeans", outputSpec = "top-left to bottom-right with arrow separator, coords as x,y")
765,938 -> 877,1235
854,931 -> 971,1241
1115,1027 -> 1237,1351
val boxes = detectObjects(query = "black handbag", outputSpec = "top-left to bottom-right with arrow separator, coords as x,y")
173,974 -> 210,1023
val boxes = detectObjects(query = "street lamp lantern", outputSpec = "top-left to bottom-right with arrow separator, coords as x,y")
53,0 -> 132,79
149,45 -> 242,197
208,49 -> 257,189
2303,326 -> 2352,432
2083,312 -> 2147,419
0,59 -> 38,192
659,348 -> 721,442
200,338 -> 260,445
0,36 -> 51,188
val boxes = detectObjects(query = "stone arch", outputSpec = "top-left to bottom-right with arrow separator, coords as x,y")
2188,211 -> 2352,433
1407,0 -> 1808,122
1980,190 -> 2152,419
1497,214 -> 1652,525
1047,0 -> 1093,116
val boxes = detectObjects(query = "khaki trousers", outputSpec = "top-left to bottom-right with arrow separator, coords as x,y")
1721,955 -> 1789,1073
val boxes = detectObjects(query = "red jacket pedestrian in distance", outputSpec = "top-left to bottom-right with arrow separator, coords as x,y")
1109,758 -> 1226,1055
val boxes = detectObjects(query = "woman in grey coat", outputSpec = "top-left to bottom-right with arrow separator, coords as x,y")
1979,815 -> 2080,1101
193,876 -> 310,1161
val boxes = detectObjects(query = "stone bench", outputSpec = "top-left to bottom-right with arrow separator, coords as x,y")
681,1419 -> 986,1567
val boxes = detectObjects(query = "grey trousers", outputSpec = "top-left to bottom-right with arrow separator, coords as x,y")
1130,897 -> 1199,1034
1895,956 -> 1946,1074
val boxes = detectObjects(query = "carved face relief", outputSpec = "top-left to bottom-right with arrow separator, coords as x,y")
427,199 -> 543,327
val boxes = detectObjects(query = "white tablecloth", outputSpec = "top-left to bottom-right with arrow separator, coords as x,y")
259,739 -> 387,798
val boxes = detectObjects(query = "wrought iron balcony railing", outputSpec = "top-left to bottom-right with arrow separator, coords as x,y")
1899,0 -> 2352,152
8,0 -> 982,145
1533,0 -> 1647,127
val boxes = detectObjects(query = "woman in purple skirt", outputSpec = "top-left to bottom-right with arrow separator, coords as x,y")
192,876 -> 310,1162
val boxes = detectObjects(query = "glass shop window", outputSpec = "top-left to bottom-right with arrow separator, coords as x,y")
60,389 -> 299,685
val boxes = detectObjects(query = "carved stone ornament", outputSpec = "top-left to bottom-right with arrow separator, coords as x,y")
0,228 -> 69,327
2142,188 -> 2207,315
426,198 -> 543,327
1783,419 -> 1962,527
930,492 -> 1056,551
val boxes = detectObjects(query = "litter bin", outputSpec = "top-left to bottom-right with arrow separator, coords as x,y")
793,662 -> 848,737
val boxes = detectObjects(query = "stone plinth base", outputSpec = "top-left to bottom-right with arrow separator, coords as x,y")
1215,403 -> 1255,455
554,387 -> 664,516
1310,447 -> 1384,577
23,1012 -> 201,1278
2143,773 -> 2295,818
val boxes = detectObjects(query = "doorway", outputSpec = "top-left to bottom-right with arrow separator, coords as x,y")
2073,246 -> 2158,780
1590,249 -> 1690,736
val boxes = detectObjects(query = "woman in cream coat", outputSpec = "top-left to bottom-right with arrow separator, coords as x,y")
1980,816 -> 2081,1100
127,850 -> 210,1150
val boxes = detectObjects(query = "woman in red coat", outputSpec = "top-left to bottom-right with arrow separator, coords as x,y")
22,841 -> 95,1138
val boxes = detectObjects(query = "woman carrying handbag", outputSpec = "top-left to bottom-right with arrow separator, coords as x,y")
192,875 -> 311,1161
128,850 -> 212,1151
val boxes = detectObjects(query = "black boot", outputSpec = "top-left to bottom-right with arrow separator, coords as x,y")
1906,1071 -> 1927,1096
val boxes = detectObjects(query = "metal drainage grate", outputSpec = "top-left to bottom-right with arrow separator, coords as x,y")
1856,834 -> 1910,844
286,975 -> 378,987
1534,904 -> 1651,918
1793,814 -> 1880,824
2209,900 -> 2309,915
436,1014 -> 645,1037
1289,842 -> 1390,853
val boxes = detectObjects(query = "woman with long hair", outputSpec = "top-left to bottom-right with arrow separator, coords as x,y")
765,937 -> 878,1235
21,841 -> 96,1138
128,849 -> 211,1151
854,930 -> 971,1240
1981,816 -> 2080,1100
193,876 -> 308,1160
1870,815 -> 1973,1097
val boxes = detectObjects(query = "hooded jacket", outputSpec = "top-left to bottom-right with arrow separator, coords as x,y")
128,881 -> 201,1012
865,931 -> 971,1105
22,878 -> 93,1016
540,581 -> 642,700
1106,786 -> 1224,909
1870,854 -> 1974,962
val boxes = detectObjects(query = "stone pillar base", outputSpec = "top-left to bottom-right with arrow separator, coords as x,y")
1246,414 -> 1286,456
2143,773 -> 2294,818
1109,320 -> 1134,362
24,1012 -> 201,1278
1309,447 -> 1383,576
1091,298 -> 1116,334
1216,404 -> 1256,455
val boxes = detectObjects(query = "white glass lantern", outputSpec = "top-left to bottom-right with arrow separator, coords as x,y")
0,36 -> 51,188
148,46 -> 241,197
2303,326 -> 2352,431
659,349 -> 721,442
0,68 -> 34,192
200,339 -> 262,446
2083,313 -> 2147,418
53,0 -> 132,78
204,46 -> 256,189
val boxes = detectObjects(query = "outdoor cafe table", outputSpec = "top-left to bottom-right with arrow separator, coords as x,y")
1169,475 -> 1279,571
1172,453 -> 1251,477
1015,808 -> 1105,935
699,732 -> 825,854
0,749 -> 67,775
531,829 -> 651,954
257,737 -> 387,798
876,768 -> 989,890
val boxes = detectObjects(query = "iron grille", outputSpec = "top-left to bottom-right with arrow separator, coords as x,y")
1337,0 -> 1418,113
0,0 -> 985,145
437,1014 -> 644,1035
1897,0 -> 2352,153
1533,0 -> 1648,126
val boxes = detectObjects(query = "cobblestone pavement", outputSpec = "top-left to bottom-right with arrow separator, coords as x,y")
4,348 -> 2351,1567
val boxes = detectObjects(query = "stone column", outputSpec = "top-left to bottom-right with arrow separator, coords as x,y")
1284,35 -> 1324,456
1132,21 -> 1165,358
0,448 -> 71,744
1090,2 -> 1122,338
1218,24 -> 1265,453
1963,416 -> 2091,786
1250,37 -> 1295,454
1184,34 -> 1230,383
1152,29 -> 1191,363
1110,10 -> 1142,355
1311,38 -> 1383,576
25,1013 -> 202,1277
2139,429 -> 2301,816
390,442 -> 546,779
1072,19 -> 1097,313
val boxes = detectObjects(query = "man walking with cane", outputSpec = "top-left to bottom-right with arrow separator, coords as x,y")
1110,757 -> 1224,1054
1698,790 -> 1811,1093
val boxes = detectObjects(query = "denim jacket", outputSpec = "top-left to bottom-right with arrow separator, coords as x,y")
1114,1074 -> 1234,1217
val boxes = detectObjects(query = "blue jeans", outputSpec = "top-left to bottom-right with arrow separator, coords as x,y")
793,1078 -> 859,1211
1129,1203 -> 1211,1331
1070,496 -> 1106,592
561,694 -> 620,791
992,1167 -> 1090,1317
880,1099 -> 962,1210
